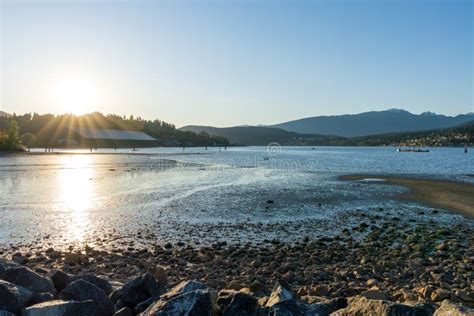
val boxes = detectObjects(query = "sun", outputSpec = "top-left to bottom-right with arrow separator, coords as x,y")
53,78 -> 98,115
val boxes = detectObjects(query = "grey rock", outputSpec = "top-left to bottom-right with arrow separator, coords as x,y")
3,266 -> 56,294
49,270 -> 71,292
318,297 -> 347,315
0,279 -> 34,313
266,280 -> 296,307
141,289 -> 212,316
31,292 -> 55,304
49,270 -> 112,295
332,296 -> 435,316
71,275 -> 112,294
0,259 -> 19,279
431,289 -> 450,302
135,297 -> 156,314
361,289 -> 389,301
22,299 -> 105,316
118,273 -> 166,308
270,299 -> 339,316
217,290 -> 258,316
434,300 -> 474,316
59,280 -> 113,315
160,280 -> 208,301
455,290 -> 474,303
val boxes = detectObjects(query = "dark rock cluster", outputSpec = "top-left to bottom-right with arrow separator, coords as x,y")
1,258 -> 473,315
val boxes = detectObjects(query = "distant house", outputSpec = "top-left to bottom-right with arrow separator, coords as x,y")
59,128 -> 158,148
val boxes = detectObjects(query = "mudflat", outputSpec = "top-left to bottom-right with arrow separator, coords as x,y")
340,174 -> 474,218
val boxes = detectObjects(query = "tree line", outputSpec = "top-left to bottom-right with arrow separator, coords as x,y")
0,112 -> 229,150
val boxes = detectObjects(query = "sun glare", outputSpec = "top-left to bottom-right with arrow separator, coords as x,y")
58,155 -> 95,242
53,78 -> 98,115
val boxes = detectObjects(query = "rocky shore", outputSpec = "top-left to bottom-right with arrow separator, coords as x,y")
0,259 -> 472,316
1,208 -> 473,315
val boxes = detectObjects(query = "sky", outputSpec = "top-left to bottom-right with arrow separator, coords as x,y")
1,0 -> 472,127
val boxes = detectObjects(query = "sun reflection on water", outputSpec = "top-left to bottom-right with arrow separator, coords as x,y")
58,155 -> 95,243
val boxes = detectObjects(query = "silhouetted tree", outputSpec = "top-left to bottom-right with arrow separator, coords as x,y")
5,120 -> 20,149
21,133 -> 36,151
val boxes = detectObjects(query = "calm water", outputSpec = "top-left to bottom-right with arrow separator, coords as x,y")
0,146 -> 473,248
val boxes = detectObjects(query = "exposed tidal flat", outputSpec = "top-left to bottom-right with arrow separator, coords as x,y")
0,147 -> 473,314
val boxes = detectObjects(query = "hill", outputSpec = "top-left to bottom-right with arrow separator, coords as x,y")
0,112 -> 230,148
181,120 -> 473,147
271,109 -> 474,137
180,125 -> 349,146
181,125 -> 297,145
0,111 -> 11,117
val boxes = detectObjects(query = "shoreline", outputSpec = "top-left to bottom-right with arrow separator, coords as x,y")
339,174 -> 474,219
1,209 -> 472,314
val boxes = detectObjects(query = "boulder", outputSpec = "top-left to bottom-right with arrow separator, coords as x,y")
59,279 -> 113,315
217,290 -> 258,316
415,286 -> 434,300
0,280 -> 34,314
454,290 -> 474,303
160,280 -> 208,301
271,300 -> 315,315
49,270 -> 112,294
3,266 -> 56,294
0,259 -> 19,279
434,300 -> 474,316
320,297 -> 347,314
270,298 -> 346,316
141,289 -> 213,316
217,290 -> 239,310
431,289 -> 450,302
49,270 -> 71,292
332,296 -> 435,316
134,298 -> 155,314
361,289 -> 389,301
118,273 -> 166,308
22,300 -> 105,316
249,280 -> 268,295
266,280 -> 296,307
31,292 -> 55,304
71,275 -> 112,294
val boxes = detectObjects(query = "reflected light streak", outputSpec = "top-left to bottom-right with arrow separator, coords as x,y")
58,155 -> 95,243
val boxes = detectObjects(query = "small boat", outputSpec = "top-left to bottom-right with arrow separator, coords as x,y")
397,147 -> 429,153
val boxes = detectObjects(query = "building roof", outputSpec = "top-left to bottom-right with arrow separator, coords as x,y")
73,128 -> 155,141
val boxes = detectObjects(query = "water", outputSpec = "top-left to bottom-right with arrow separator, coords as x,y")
0,146 -> 472,249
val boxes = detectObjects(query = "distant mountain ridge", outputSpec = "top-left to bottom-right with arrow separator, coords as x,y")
0,111 -> 11,117
271,109 -> 474,137
180,125 -> 312,145
180,119 -> 473,147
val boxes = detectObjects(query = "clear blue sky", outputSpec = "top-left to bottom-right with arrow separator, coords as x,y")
1,0 -> 472,127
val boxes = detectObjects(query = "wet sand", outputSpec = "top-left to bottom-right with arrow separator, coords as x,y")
340,174 -> 474,218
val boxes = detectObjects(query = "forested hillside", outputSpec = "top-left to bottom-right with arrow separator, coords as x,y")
0,112 -> 229,148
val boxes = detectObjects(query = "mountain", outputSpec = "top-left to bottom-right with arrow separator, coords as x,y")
181,119 -> 473,147
179,125 -> 347,146
180,126 -> 300,145
271,109 -> 474,137
0,111 -> 11,117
